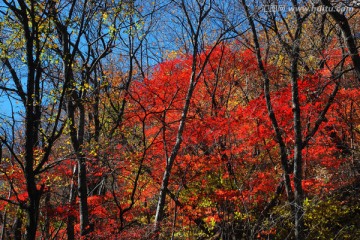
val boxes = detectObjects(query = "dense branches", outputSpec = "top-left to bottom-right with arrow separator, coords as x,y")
0,0 -> 359,239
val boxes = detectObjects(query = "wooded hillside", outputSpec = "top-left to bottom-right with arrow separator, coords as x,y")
0,0 -> 359,239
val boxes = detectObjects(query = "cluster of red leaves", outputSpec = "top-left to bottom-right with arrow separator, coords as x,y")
1,42 -> 358,239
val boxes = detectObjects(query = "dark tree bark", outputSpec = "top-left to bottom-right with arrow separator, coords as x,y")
2,1 -> 46,239
240,0 -> 294,205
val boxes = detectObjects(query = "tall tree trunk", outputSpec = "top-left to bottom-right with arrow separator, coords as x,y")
1,211 -> 6,240
153,0 -> 226,232
78,154 -> 90,235
25,173 -> 41,240
154,72 -> 197,231
67,165 -> 77,240
241,0 -> 308,238
240,0 -> 294,203
43,190 -> 51,240
24,48 -> 42,240
68,99 -> 90,236
291,63 -> 305,240
13,216 -> 22,240
291,1 -> 305,238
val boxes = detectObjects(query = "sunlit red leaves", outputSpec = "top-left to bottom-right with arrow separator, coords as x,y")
122,42 -> 359,234
5,41 -> 354,238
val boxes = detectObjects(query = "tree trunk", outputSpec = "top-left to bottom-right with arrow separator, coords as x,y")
1,211 -> 6,240
291,1 -> 305,238
13,215 -> 22,240
25,187 -> 40,240
153,1 -> 217,232
78,154 -> 90,236
154,166 -> 172,231
240,0 -> 294,203
67,165 -> 77,240
25,100 -> 41,240
292,74 -> 305,240
154,74 -> 196,231
68,102 -> 90,236
43,190 -> 51,240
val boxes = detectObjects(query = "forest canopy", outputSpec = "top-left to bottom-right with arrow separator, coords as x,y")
0,0 -> 359,239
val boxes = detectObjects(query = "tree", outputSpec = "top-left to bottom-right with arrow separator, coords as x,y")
0,1 -> 68,239
0,0 -> 359,239
147,0 -> 238,235
239,0 -> 357,238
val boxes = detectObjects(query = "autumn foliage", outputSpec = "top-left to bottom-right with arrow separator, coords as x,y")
1,3 -> 360,238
